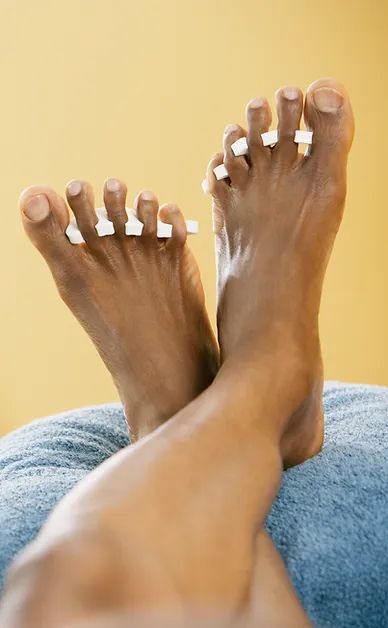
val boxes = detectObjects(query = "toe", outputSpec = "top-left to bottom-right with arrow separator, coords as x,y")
245,97 -> 272,165
206,152 -> 229,199
272,86 -> 303,165
135,191 -> 159,236
66,180 -> 98,243
303,78 -> 354,166
206,152 -> 229,234
103,178 -> 128,236
19,185 -> 72,262
223,124 -> 249,187
158,203 -> 187,248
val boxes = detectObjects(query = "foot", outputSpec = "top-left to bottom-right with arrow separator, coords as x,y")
206,78 -> 354,467
20,180 -> 219,439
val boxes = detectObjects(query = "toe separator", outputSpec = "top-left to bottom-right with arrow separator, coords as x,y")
213,164 -> 229,181
65,219 -> 85,245
157,221 -> 173,238
231,136 -> 249,157
95,207 -> 115,237
65,208 -> 198,242
294,130 -> 313,145
201,179 -> 210,195
261,129 -> 279,147
125,208 -> 144,236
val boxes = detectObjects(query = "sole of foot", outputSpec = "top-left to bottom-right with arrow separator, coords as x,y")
205,78 -> 354,467
20,180 -> 219,439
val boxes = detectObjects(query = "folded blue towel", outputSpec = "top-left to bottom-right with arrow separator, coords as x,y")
0,382 -> 387,626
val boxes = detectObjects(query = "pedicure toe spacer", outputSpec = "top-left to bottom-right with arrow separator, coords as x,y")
203,129 -> 280,195
95,207 -> 115,237
202,130 -> 280,195
203,163 -> 230,195
231,129 -> 280,156
213,164 -> 229,181
125,208 -> 144,236
231,136 -> 248,157
231,129 -> 312,159
157,221 -> 173,238
261,129 -> 279,147
202,128 -> 314,194
294,130 -> 313,144
185,220 -> 199,234
66,208 -> 199,244
65,208 -> 115,243
65,219 -> 85,244
201,179 -> 210,195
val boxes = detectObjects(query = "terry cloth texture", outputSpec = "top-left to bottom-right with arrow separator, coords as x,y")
0,381 -> 387,627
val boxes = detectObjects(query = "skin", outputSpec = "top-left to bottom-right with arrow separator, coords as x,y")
18,183 -> 219,439
0,77 -> 354,626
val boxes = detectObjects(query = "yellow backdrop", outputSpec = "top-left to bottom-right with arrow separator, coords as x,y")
1,0 -> 387,434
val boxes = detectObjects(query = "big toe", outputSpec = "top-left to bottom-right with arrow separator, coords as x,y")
304,78 -> 354,163
19,185 -> 71,262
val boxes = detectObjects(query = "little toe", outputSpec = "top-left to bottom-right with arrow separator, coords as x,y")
103,178 -> 128,236
304,78 -> 354,166
223,124 -> 249,187
135,191 -> 159,236
206,152 -> 229,199
66,180 -> 99,243
245,97 -> 272,165
158,203 -> 187,248
19,185 -> 72,262
273,86 -> 303,165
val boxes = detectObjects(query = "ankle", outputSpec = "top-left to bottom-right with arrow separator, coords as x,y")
213,351 -> 310,437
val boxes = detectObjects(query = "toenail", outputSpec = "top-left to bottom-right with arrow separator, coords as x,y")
67,180 -> 82,197
312,87 -> 344,112
224,124 -> 239,136
282,86 -> 299,101
248,97 -> 265,109
165,204 -> 179,214
24,194 -> 50,221
140,191 -> 156,201
106,178 -> 121,193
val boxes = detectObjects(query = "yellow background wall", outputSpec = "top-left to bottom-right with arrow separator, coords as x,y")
1,0 -> 387,434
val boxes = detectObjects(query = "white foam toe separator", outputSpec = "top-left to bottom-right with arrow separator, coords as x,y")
261,129 -> 279,147
157,221 -> 173,238
202,162 -> 229,195
213,163 -> 229,181
125,208 -> 144,236
201,178 -> 210,195
294,130 -> 313,144
201,128 -> 314,195
65,219 -> 85,244
95,207 -> 115,237
185,220 -> 199,234
66,207 -> 198,243
231,136 -> 249,157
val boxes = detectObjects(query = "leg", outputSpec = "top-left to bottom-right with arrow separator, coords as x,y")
2,359 -> 309,627
208,78 -> 354,467
2,77 -> 354,626
247,530 -> 309,627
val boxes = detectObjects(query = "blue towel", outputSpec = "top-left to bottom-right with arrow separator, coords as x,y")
0,382 -> 387,627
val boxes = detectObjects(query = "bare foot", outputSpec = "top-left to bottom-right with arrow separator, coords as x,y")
206,78 -> 354,467
19,181 -> 218,439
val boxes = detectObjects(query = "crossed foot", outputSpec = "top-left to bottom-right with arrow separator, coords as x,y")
19,184 -> 219,439
20,78 -> 353,467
